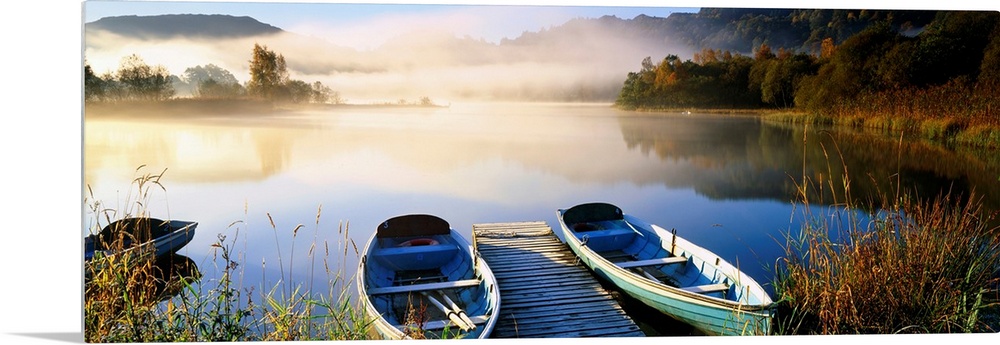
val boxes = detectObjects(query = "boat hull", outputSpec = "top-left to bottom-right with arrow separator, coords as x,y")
85,219 -> 198,261
357,217 -> 499,340
557,207 -> 772,335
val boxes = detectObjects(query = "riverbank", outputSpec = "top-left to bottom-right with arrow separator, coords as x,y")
616,100 -> 1000,150
763,112 -> 1000,150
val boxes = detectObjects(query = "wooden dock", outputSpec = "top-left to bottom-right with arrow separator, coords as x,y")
473,221 -> 645,338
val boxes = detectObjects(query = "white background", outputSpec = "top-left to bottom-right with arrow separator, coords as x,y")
1,1 -> 997,344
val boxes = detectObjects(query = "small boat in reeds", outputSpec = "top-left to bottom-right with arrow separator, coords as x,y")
556,202 -> 774,335
357,214 -> 500,339
84,217 -> 198,262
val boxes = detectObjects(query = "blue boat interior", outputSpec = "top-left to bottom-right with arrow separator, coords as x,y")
364,214 -> 493,338
563,203 -> 765,305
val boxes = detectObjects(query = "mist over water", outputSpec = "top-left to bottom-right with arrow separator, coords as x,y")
84,11 -> 684,102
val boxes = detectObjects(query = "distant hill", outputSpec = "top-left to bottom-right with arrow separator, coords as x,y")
501,8 -> 941,55
85,9 -> 943,58
86,14 -> 283,39
82,9 -> 950,102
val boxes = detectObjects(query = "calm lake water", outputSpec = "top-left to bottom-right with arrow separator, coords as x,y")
83,102 -> 1000,335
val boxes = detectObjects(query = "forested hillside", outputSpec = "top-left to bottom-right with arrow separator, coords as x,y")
615,10 -> 1000,123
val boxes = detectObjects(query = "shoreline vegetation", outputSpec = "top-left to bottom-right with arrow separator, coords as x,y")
614,11 -> 1000,150
773,178 -> 1000,334
770,130 -> 1000,333
762,111 -> 1000,150
85,43 -> 448,120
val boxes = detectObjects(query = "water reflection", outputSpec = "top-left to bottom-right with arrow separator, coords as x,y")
617,114 -> 1000,211
83,103 -> 999,334
84,118 -> 297,184
86,105 -> 999,211
150,254 -> 202,302
84,254 -> 201,312
618,114 -> 799,201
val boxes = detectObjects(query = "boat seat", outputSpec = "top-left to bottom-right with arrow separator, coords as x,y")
616,256 -> 687,269
372,243 -> 460,271
679,283 -> 729,294
368,278 -> 481,295
412,315 -> 490,331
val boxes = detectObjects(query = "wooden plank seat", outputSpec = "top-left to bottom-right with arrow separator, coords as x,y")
409,315 -> 491,331
616,256 -> 688,269
679,283 -> 729,294
368,279 -> 481,295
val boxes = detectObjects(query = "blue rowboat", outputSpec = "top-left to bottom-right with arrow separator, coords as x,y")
556,203 -> 774,335
357,214 -> 500,339
85,217 -> 198,262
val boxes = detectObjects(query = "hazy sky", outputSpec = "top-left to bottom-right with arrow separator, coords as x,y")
84,1 -> 698,49
82,0 -> 998,50
82,0 -> 708,101
81,0 -> 1000,102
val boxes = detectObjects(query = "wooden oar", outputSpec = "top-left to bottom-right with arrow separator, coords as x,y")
438,291 -> 477,330
420,292 -> 472,331
635,268 -> 661,283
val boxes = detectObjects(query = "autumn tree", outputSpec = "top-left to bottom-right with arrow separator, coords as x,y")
754,43 -> 776,60
820,37 -> 836,59
247,43 -> 288,100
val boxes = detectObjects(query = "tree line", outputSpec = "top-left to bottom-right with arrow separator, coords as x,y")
84,43 -> 341,104
615,11 -> 1000,124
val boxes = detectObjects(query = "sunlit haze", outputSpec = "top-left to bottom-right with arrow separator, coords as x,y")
84,1 -> 703,103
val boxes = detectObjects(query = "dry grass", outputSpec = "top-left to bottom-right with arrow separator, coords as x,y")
771,131 -> 1000,335
84,166 -> 375,342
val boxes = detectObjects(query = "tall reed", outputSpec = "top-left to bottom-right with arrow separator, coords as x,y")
84,166 -> 175,342
771,129 -> 1000,334
84,166 -> 375,341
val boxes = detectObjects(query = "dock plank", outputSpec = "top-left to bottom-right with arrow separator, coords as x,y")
474,222 -> 644,338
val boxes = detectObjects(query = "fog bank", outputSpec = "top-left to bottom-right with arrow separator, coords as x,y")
85,14 -> 690,102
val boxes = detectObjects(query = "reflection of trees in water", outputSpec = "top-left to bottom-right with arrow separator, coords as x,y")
251,129 -> 292,178
617,115 -> 1000,212
618,115 -> 801,201
786,123 -> 1000,211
